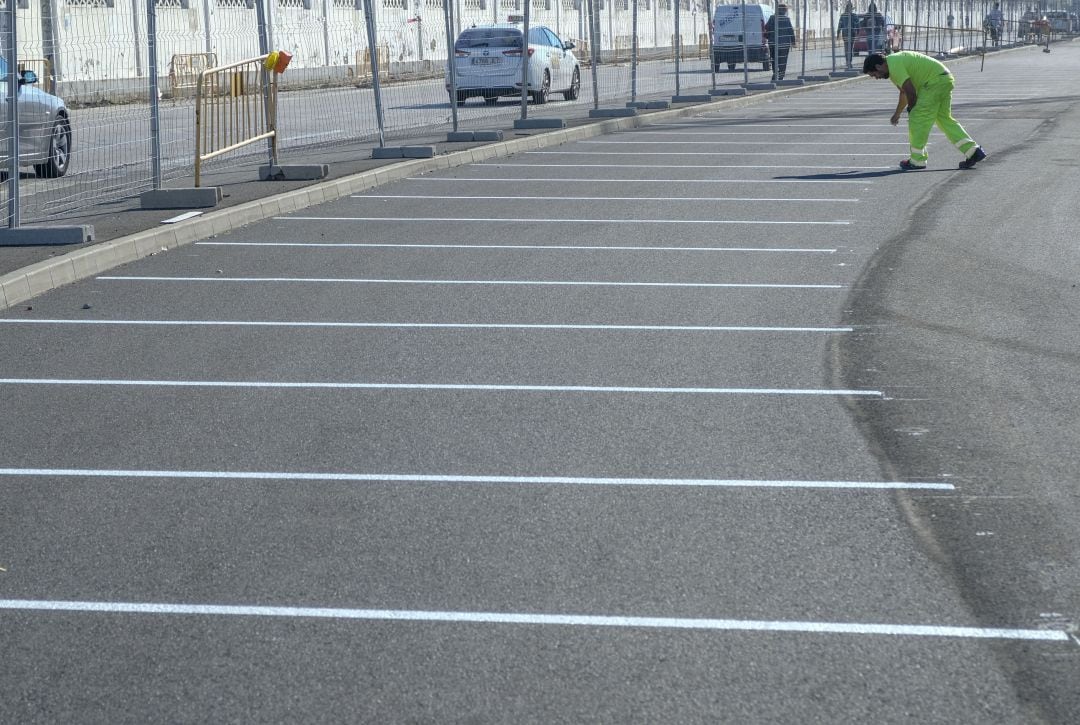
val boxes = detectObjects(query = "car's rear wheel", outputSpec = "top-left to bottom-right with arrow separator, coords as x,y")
531,71 -> 550,104
454,91 -> 467,106
727,62 -> 736,70
563,67 -> 580,101
34,117 -> 71,179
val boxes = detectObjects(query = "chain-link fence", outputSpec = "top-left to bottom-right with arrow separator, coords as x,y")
3,0 -> 1076,230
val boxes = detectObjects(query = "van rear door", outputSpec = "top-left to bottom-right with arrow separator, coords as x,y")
713,7 -> 746,45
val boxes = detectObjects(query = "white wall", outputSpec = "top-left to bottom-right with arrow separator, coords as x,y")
14,0 -> 1010,85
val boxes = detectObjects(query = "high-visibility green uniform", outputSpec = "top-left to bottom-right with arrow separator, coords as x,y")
885,51 -> 978,166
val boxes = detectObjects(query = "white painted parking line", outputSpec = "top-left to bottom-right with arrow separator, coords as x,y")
482,163 -> 892,170
349,194 -> 859,203
0,378 -> 881,396
582,141 -> 905,146
268,217 -> 851,226
2,599 -> 1065,642
0,319 -> 853,333
528,151 -> 897,157
197,242 -> 839,253
652,122 -> 888,127
97,276 -> 846,289
285,130 -> 346,142
412,176 -> 872,185
651,123 -> 897,128
0,467 -> 952,490
621,131 -> 902,136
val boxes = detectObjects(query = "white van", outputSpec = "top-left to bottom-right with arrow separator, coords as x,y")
711,3 -> 774,72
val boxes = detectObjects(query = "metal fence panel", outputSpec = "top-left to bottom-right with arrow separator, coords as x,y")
2,0 -> 1075,227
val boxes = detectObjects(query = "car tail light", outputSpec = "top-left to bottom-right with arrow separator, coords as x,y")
455,49 -> 469,57
503,47 -> 535,57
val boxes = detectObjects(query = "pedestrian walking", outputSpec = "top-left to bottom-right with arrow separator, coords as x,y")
765,3 -> 796,81
861,2 -> 887,53
838,2 -> 860,67
985,3 -> 1004,45
862,51 -> 987,170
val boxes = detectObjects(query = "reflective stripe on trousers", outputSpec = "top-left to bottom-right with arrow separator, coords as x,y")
908,77 -> 978,165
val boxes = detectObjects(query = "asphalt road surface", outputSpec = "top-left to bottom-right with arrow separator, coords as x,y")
2,45 -> 1079,722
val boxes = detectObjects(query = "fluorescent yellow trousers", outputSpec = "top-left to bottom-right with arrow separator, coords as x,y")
907,77 -> 978,166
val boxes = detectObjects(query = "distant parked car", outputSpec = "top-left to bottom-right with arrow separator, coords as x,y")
0,56 -> 72,178
447,22 -> 580,106
1045,11 -> 1073,33
1019,10 -> 1040,37
853,15 -> 901,53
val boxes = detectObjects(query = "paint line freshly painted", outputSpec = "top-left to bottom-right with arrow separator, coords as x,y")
0,320 -> 853,333
618,131 -> 903,136
0,467 -> 951,489
196,242 -> 839,253
480,163 -> 892,170
410,177 -> 871,185
348,195 -> 859,203
527,151 -> 896,157
0,600 -> 1063,642
96,276 -> 847,289
581,141 -> 904,146
268,217 -> 852,226
286,130 -> 346,142
648,123 -> 898,128
0,378 -> 882,396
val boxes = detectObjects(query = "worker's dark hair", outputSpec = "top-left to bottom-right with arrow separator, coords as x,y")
863,53 -> 887,74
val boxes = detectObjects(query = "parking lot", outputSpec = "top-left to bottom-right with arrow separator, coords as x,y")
2,44 -> 1080,722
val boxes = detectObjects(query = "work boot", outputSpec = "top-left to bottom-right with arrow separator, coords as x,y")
899,159 -> 927,170
958,147 -> 987,169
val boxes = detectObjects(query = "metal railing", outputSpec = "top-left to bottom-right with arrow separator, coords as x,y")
194,55 -> 277,187
169,53 -> 219,99
354,45 -> 391,84
2,0 -> 1077,232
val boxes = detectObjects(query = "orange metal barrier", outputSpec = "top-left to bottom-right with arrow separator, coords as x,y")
169,53 -> 218,99
194,55 -> 277,187
354,46 -> 390,84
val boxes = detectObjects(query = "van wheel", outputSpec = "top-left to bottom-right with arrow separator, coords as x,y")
727,62 -> 736,70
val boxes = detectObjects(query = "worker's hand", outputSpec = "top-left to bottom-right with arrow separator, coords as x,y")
890,113 -> 901,126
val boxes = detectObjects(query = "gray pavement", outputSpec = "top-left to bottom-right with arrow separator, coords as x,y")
0,80 -> 827,309
2,43 -> 1080,723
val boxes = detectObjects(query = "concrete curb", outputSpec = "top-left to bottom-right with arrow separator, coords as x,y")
1,48 -> 1013,311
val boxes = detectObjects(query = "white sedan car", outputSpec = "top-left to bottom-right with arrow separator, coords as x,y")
448,23 -> 581,106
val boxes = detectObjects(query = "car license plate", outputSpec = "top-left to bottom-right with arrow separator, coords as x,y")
472,57 -> 501,65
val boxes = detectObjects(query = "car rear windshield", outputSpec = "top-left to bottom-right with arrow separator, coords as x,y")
455,28 -> 523,49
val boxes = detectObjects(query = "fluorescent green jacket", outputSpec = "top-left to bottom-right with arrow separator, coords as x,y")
885,51 -> 953,90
